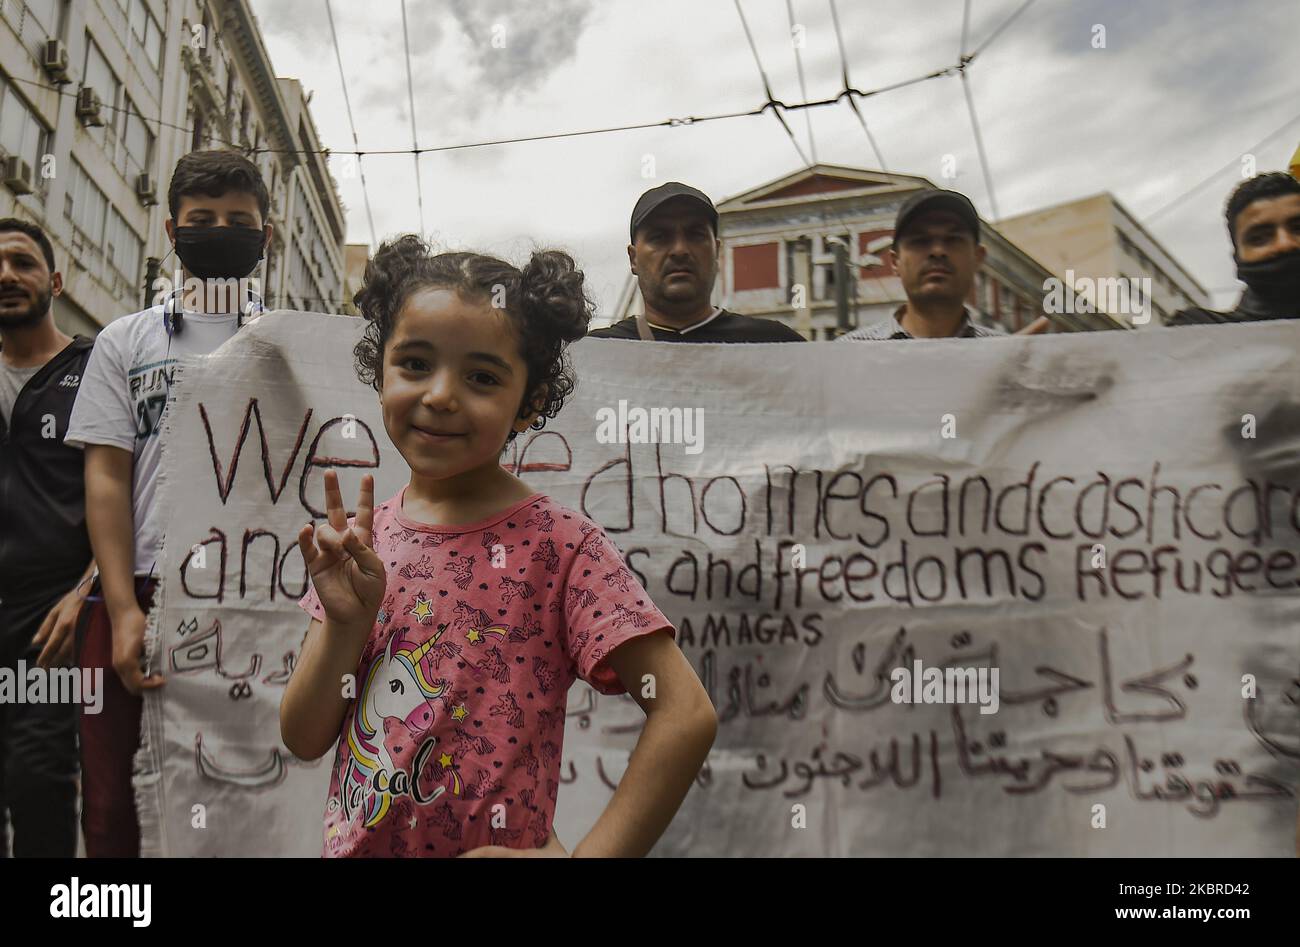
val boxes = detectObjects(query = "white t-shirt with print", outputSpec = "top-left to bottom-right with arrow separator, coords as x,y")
65,304 -> 241,577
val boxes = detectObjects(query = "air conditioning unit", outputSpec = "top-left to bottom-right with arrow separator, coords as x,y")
3,155 -> 34,196
42,39 -> 70,83
76,87 -> 105,127
135,172 -> 157,206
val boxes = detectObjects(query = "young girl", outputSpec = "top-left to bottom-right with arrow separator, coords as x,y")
279,236 -> 716,857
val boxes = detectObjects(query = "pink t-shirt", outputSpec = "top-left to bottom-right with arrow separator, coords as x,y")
298,487 -> 672,857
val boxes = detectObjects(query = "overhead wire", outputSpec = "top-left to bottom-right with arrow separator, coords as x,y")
399,0 -> 426,237
785,0 -> 818,163
325,0 -> 376,247
828,0 -> 886,170
734,0 -> 810,166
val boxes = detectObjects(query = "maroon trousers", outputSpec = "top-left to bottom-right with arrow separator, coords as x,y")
75,578 -> 156,858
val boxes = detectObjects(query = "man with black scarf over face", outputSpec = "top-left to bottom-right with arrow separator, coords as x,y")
1171,172 -> 1300,324
64,150 -> 272,856
1170,171 -> 1300,852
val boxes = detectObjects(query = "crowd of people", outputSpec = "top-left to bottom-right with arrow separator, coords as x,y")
0,146 -> 1297,857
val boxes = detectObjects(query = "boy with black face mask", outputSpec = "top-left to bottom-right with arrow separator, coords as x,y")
1171,172 -> 1300,325
64,150 -> 273,856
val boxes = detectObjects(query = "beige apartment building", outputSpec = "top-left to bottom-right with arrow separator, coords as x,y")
997,193 -> 1210,328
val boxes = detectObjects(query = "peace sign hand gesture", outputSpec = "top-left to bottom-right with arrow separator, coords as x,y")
297,471 -> 387,629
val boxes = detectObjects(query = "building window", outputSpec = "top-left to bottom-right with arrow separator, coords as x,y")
2,0 -> 59,55
856,230 -> 895,277
81,34 -> 123,151
110,0 -> 164,75
732,242 -> 779,291
128,0 -> 164,73
118,94 -> 154,176
64,160 -> 107,258
24,0 -> 58,35
822,233 -> 851,299
105,206 -> 143,287
0,77 -> 51,191
784,237 -> 812,302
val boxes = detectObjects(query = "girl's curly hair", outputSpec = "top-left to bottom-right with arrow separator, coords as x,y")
352,235 -> 594,440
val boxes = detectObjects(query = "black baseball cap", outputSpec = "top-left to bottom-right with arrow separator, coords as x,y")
630,182 -> 718,242
894,189 -> 981,244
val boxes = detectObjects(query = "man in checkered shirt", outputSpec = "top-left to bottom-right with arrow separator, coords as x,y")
838,189 -> 1047,341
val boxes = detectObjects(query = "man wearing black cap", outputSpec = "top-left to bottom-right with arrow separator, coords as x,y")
838,188 -> 1047,341
590,182 -> 805,342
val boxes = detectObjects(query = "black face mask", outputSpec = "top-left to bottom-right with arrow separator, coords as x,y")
1236,248 -> 1300,301
173,225 -> 266,280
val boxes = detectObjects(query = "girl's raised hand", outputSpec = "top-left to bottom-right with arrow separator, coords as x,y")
297,471 -> 387,628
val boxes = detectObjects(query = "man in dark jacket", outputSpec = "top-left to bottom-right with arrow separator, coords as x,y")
1170,172 -> 1300,325
0,218 -> 95,857
590,182 -> 805,342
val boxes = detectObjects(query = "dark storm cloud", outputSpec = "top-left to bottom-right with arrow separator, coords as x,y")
341,1 -> 598,131
446,0 -> 598,96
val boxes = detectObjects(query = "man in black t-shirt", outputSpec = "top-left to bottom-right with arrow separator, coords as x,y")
0,218 -> 95,857
590,182 -> 805,343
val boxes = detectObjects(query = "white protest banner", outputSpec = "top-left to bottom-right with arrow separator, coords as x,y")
138,312 -> 1300,856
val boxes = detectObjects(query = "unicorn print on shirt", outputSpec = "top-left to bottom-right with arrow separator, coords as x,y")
341,623 -> 449,828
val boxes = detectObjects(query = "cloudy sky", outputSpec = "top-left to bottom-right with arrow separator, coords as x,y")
253,0 -> 1300,316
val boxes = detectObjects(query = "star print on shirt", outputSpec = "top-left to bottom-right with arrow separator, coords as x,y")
409,593 -> 436,624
